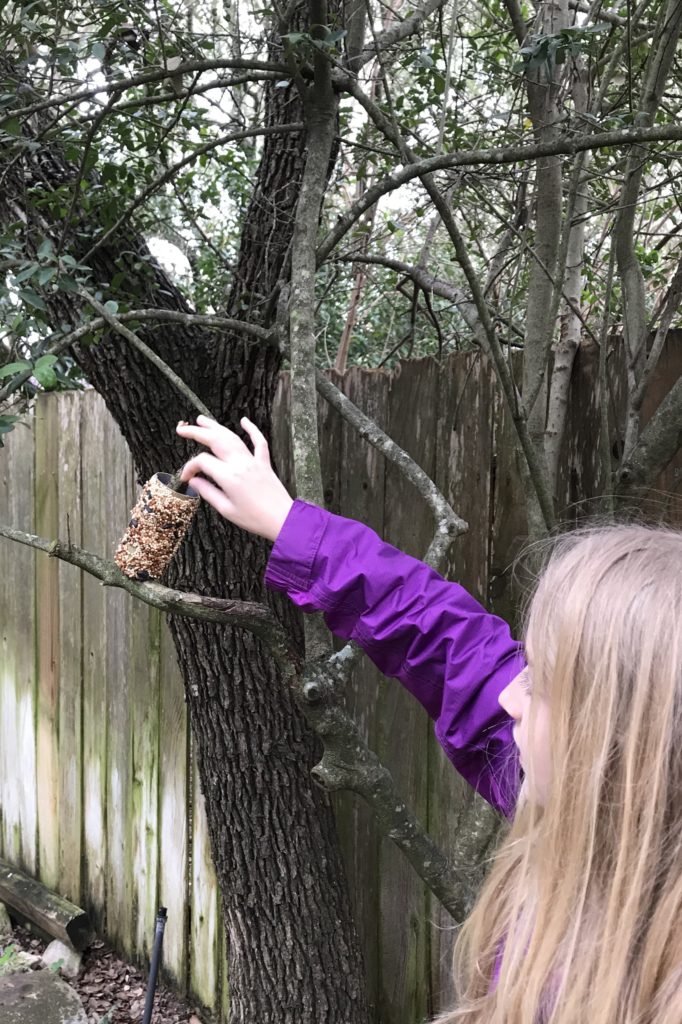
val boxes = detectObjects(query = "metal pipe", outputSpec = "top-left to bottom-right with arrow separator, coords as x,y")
141,907 -> 167,1024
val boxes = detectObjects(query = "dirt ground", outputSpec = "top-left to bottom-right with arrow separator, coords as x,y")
7,926 -> 209,1024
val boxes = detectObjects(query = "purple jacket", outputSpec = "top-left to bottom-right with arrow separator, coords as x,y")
265,500 -> 525,817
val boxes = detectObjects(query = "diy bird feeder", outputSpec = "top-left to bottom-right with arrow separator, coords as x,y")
114,472 -> 200,581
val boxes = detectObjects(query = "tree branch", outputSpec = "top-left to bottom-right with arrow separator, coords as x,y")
299,649 -> 473,921
0,524 -> 300,678
334,251 -> 488,340
0,310 -> 273,410
317,120 -> 682,264
336,75 -> 557,531
355,0 -> 447,69
2,58 -> 289,122
80,290 -> 214,418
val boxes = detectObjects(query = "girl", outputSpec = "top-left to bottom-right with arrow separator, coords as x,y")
176,414 -> 682,1024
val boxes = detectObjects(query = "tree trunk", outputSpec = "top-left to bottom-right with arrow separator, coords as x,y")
0,59 -> 370,1024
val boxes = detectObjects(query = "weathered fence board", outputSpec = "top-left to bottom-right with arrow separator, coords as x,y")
81,392 -> 110,930
378,358 -> 436,1024
1,424 -> 37,874
57,393 -> 83,904
335,366 -> 388,1019
131,603 -> 161,959
1,343 -> 681,1021
158,618 -> 190,988
190,758 -> 221,1010
104,414 -> 135,955
35,399 -> 60,892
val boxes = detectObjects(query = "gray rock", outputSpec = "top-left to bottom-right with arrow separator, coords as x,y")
41,938 -> 83,979
0,970 -> 87,1023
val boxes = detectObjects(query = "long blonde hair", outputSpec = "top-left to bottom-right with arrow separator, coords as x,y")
438,525 -> 682,1024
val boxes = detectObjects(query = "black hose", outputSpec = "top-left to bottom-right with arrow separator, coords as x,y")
141,907 -> 167,1024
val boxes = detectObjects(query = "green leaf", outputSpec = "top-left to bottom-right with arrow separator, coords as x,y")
0,361 -> 31,380
103,299 -> 118,315
0,418 -> 16,444
13,264 -> 40,283
37,238 -> 54,258
34,354 -> 58,370
2,117 -> 22,137
33,362 -> 57,389
18,288 -> 47,310
37,266 -> 57,285
57,275 -> 79,294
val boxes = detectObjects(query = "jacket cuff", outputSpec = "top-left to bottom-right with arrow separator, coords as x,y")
265,499 -> 328,593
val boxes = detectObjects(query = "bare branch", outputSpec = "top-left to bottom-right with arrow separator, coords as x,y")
355,0 -> 447,69
615,0 -> 682,461
80,290 -> 214,418
81,73 -> 281,118
336,75 -> 557,532
0,310 -> 273,409
300,649 -> 473,921
317,119 -> 682,264
334,252 -> 473,306
0,524 -> 300,677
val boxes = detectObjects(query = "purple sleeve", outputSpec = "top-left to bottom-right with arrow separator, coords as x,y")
265,500 -> 524,816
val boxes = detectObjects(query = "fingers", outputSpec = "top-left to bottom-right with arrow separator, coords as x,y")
180,451 -> 225,486
176,416 -> 244,457
240,416 -> 270,465
183,473 -> 232,518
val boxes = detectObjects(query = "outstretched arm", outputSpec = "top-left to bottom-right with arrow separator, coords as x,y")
177,415 -> 523,814
267,498 -> 523,813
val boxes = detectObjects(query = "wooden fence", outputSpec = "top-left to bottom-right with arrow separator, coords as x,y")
1,341 -> 681,1021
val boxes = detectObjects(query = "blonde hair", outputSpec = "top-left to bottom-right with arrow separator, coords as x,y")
438,525 -> 682,1024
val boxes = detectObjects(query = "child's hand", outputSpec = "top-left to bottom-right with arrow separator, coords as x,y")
176,415 -> 293,542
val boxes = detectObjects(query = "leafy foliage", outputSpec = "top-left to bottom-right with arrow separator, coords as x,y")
0,0 -> 681,427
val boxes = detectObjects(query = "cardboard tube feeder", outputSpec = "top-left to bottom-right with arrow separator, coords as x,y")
114,473 -> 200,581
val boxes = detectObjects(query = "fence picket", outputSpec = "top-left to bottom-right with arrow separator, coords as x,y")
57,393 -> 83,903
104,413 -> 135,954
158,621 -> 190,989
1,419 -> 37,873
35,399 -> 60,890
190,754 -> 220,1010
81,392 -> 109,927
377,358 -> 435,1024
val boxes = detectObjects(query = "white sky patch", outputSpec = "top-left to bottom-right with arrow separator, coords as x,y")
147,237 -> 192,279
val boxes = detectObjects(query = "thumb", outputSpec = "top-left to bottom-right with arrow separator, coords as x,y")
241,417 -> 271,465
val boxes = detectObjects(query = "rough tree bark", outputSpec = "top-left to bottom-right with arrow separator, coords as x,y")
0,51 -> 371,1024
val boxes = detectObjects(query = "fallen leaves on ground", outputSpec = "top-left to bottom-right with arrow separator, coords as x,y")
10,926 -> 208,1024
